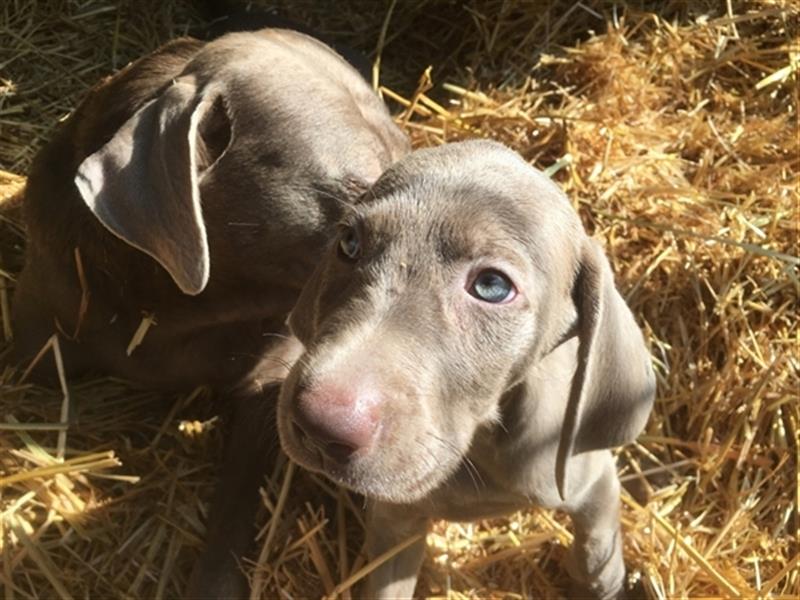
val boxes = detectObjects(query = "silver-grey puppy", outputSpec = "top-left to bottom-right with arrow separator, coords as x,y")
278,140 -> 655,599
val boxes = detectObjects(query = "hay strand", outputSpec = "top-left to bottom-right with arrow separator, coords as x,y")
1,1 -> 797,598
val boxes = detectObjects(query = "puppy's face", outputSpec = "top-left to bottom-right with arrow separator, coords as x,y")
278,141 -> 584,503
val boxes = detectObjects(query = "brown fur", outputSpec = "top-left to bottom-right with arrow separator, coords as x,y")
12,29 -> 408,390
10,29 -> 409,598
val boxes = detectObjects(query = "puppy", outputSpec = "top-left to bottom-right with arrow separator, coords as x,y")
278,140 -> 656,599
12,28 -> 408,390
10,28 -> 408,597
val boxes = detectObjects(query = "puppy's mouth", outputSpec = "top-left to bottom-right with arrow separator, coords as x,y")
280,416 -> 459,503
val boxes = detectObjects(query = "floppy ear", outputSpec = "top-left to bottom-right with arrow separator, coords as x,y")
74,79 -> 232,295
287,263 -> 324,345
555,238 -> 655,499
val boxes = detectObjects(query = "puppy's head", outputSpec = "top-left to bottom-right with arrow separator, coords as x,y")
278,140 -> 654,503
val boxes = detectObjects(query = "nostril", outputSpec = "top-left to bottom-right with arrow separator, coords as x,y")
323,441 -> 358,463
292,417 -> 363,464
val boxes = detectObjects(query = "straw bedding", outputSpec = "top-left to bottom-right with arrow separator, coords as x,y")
0,1 -> 797,598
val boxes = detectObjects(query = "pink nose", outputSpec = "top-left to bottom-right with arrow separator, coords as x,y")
292,383 -> 380,463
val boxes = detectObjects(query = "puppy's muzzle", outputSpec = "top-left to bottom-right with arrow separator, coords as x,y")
292,382 -> 381,464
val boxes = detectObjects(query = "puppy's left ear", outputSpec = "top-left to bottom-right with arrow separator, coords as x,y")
75,78 -> 231,295
556,238 -> 655,499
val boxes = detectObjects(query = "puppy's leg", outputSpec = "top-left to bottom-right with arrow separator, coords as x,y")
362,501 -> 429,599
565,453 -> 627,600
186,388 -> 281,599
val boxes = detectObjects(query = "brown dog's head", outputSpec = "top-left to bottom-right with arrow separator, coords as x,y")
278,140 -> 654,504
13,28 -> 410,386
72,28 -> 408,297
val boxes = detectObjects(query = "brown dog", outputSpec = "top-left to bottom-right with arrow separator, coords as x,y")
278,140 -> 656,599
12,28 -> 408,389
10,28 -> 408,597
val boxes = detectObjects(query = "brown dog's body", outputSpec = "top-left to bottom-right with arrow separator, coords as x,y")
278,141 -> 656,598
13,29 -> 408,391
11,29 -> 409,598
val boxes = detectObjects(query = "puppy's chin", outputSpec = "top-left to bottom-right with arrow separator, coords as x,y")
277,425 -> 460,504
336,461 -> 456,504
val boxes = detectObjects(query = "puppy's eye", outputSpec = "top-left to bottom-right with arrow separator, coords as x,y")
469,270 -> 516,303
338,227 -> 361,261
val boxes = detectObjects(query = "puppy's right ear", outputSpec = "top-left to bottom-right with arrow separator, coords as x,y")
287,265 -> 324,345
75,78 -> 232,295
555,238 -> 656,500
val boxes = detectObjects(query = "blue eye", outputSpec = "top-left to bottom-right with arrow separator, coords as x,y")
338,227 -> 360,260
469,270 -> 515,303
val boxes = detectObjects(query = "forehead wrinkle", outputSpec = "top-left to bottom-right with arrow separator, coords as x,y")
359,176 -> 574,275
425,192 -> 533,267
456,185 -> 580,278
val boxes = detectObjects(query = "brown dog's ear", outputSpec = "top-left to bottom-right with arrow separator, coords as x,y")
287,263 -> 324,345
555,238 -> 655,499
74,79 -> 232,295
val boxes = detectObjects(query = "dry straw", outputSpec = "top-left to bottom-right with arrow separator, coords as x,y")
0,1 -> 797,598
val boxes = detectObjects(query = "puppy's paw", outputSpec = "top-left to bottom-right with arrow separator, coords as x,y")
567,580 -> 625,600
566,572 -> 646,600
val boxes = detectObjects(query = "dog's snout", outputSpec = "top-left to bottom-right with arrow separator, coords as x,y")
293,383 -> 380,463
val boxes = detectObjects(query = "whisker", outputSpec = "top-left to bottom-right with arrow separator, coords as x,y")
427,432 -> 486,494
260,332 -> 294,341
